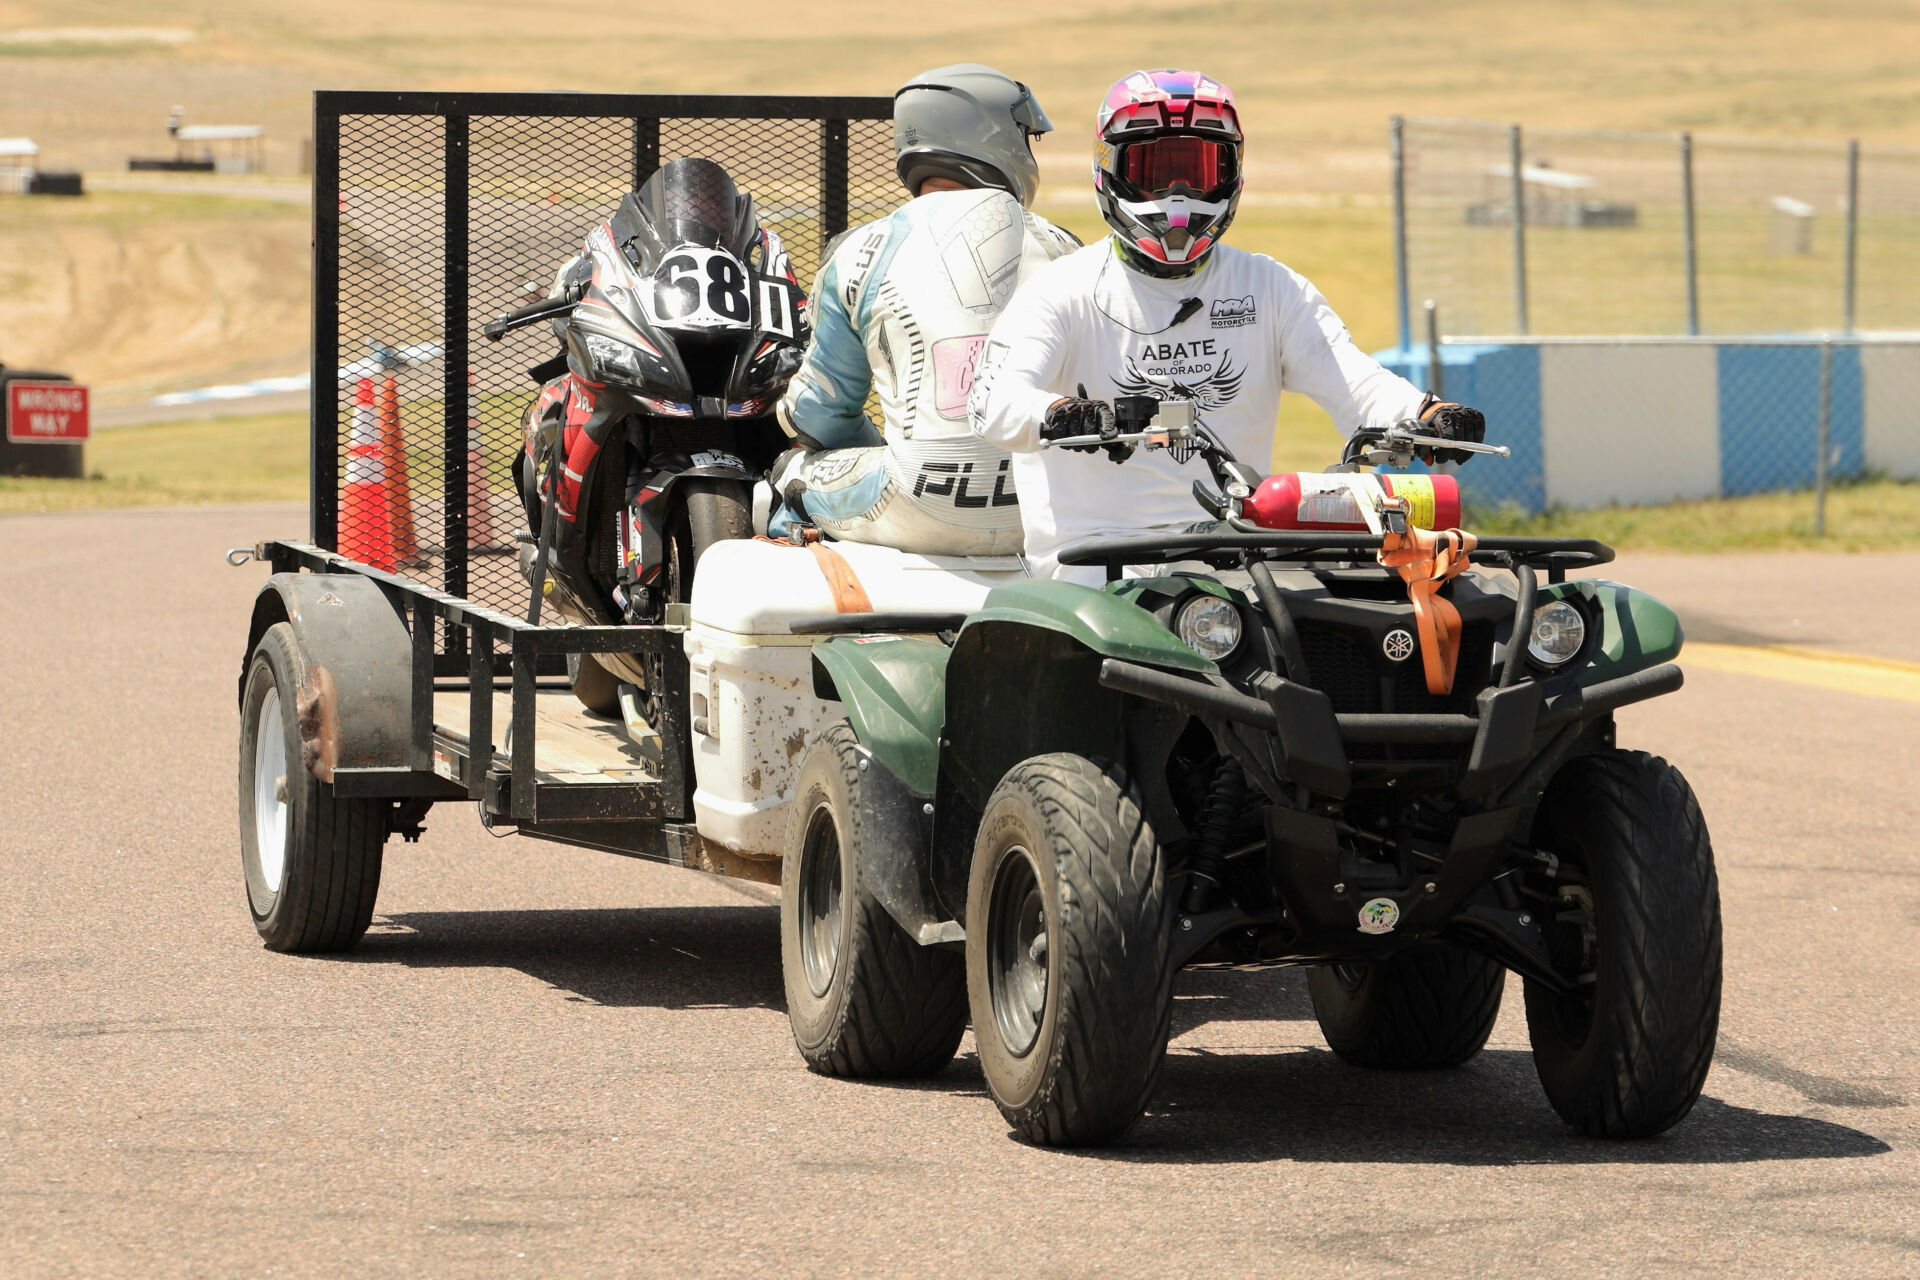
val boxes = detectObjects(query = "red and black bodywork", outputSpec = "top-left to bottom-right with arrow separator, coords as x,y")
492,157 -> 809,633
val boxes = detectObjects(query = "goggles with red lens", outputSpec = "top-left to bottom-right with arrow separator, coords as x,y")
1119,136 -> 1235,198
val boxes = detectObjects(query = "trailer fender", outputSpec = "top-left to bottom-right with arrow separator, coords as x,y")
242,573 -> 413,783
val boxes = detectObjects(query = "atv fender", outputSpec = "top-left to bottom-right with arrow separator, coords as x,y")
242,573 -> 414,784
926,582 -> 1205,917
810,635 -> 949,795
810,636 -> 956,941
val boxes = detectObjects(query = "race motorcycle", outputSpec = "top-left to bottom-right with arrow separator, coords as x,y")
484,157 -> 809,717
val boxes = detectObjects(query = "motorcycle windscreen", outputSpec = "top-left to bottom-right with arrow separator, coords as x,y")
629,157 -> 756,258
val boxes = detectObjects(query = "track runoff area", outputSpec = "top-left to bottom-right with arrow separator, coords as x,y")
4,510 -> 1919,1276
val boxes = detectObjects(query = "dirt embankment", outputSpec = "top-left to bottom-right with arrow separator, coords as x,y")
0,193 -> 308,403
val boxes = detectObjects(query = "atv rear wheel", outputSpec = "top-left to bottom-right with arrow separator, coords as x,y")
1525,749 -> 1721,1137
966,754 -> 1170,1146
1308,943 -> 1504,1069
779,722 -> 967,1077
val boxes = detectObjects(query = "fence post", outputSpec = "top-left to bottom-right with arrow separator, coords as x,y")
1681,132 -> 1700,336
1843,139 -> 1860,334
1393,116 -> 1411,353
1509,123 -> 1529,335
1815,336 -> 1833,537
311,98 -> 341,550
441,113 -> 471,650
820,118 -> 850,258
1425,300 -> 1444,400
632,116 -> 659,190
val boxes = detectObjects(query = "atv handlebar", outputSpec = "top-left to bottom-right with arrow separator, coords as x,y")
1039,424 -> 1202,451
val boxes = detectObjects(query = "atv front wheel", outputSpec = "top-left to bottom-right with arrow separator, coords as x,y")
1525,749 -> 1721,1137
1308,942 -> 1504,1069
779,722 -> 967,1077
966,754 -> 1171,1146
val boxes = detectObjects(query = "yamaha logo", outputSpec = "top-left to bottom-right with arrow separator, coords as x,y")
1383,629 -> 1416,662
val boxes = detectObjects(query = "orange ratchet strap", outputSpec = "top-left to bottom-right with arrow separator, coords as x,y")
755,531 -> 873,614
1377,513 -> 1479,696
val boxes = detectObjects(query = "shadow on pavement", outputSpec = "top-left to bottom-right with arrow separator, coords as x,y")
345,905 -> 782,1011
1089,1046 -> 1894,1166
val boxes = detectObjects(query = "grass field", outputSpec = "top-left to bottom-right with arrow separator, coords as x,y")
0,411 -> 306,512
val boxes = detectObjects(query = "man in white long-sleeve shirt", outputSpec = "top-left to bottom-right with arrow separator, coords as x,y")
969,68 -> 1486,579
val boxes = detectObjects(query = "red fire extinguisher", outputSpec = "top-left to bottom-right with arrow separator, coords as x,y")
1242,471 -> 1461,532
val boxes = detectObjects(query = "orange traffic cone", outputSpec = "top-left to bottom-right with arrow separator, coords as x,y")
341,378 -> 396,570
377,374 -> 424,566
466,372 -> 501,551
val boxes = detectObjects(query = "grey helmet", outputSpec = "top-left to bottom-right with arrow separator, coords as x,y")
894,64 -> 1053,208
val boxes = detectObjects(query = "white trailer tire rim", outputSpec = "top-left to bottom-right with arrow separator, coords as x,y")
254,694 -> 289,894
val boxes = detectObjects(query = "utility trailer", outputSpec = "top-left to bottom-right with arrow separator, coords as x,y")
233,92 -> 906,944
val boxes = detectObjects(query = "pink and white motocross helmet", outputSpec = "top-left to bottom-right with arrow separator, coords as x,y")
1093,69 -> 1243,275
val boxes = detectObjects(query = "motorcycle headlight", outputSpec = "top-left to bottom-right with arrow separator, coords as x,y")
1527,600 -> 1587,668
584,333 -> 643,382
1176,595 -> 1243,662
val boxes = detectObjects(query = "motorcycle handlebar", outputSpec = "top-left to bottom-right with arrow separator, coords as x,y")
482,294 -> 578,342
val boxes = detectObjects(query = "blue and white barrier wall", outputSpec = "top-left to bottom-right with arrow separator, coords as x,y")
1373,337 -> 1920,513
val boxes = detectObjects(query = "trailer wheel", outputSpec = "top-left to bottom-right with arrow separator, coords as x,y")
1307,943 -> 1505,1068
966,754 -> 1171,1146
1525,750 -> 1721,1137
780,722 -> 967,1077
237,623 -> 387,953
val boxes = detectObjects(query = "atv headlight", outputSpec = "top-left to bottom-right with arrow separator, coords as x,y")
1527,600 -> 1587,667
1176,596 -> 1242,662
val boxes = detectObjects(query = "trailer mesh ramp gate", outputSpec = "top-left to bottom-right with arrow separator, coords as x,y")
312,92 -> 898,658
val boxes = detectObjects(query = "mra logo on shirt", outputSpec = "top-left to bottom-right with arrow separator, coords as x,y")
1210,295 -> 1256,329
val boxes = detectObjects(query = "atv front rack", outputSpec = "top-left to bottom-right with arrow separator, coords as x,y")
1056,531 -> 1613,583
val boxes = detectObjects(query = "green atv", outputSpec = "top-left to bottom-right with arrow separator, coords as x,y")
779,401 -> 1719,1147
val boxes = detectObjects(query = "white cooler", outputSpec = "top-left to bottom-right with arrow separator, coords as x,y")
683,540 -> 1029,860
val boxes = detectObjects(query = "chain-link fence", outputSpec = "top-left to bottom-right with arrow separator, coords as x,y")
315,92 -> 897,654
1379,335 -> 1920,522
1395,117 -> 1920,340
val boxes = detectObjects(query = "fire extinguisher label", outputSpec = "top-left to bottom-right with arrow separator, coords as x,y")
1295,475 -> 1370,527
1383,475 -> 1437,530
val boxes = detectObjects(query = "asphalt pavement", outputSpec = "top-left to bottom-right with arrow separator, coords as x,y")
2,505 -> 1916,1278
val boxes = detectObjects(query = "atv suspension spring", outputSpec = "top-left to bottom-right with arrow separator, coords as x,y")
1183,757 -> 1247,914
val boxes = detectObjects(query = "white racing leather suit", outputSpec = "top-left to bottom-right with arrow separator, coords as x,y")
969,239 -> 1428,580
773,187 -> 1079,554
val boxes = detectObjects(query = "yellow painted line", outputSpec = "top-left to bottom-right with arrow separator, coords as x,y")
1684,643 -> 1920,704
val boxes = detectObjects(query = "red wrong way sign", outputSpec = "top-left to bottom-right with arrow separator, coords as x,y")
5,381 -> 90,443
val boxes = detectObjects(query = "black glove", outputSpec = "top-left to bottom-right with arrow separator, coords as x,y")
1418,401 -> 1486,466
1040,384 -> 1133,463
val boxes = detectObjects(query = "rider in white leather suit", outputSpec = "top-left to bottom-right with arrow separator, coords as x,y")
771,64 -> 1080,555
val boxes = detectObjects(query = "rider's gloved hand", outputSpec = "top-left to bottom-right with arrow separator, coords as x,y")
1041,384 -> 1134,463
1417,400 -> 1486,466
